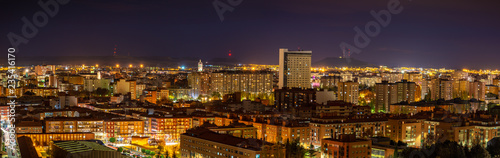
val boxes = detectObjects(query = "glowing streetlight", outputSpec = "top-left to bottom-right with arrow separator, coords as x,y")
116,64 -> 120,68
129,64 -> 133,68
140,64 -> 144,68
96,64 -> 99,68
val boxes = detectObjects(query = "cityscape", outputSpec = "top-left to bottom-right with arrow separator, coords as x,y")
2,0 -> 500,158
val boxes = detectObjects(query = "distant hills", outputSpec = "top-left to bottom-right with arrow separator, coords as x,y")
313,57 -> 374,68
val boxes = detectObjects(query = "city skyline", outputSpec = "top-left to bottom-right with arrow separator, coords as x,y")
3,1 -> 500,158
2,0 -> 500,69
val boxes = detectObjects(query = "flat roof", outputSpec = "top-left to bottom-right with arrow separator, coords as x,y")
53,141 -> 115,154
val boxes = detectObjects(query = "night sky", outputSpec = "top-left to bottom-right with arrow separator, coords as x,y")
1,0 -> 500,69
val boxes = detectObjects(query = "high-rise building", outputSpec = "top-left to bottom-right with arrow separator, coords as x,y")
275,87 -> 316,111
114,79 -> 136,99
375,80 -> 416,112
198,59 -> 203,72
375,81 -> 397,112
381,72 -> 403,83
431,78 -> 453,100
395,80 -> 416,103
210,70 -> 273,96
452,79 -> 469,99
358,76 -> 382,87
403,72 -> 422,85
338,81 -> 359,105
469,81 -> 485,101
188,72 -> 211,98
278,48 -> 311,89
320,76 -> 341,89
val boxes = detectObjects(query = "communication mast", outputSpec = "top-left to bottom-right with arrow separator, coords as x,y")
113,45 -> 117,56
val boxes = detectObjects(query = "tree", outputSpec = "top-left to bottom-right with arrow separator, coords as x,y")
211,91 -> 221,100
158,145 -> 164,153
285,139 -> 307,158
306,144 -> 317,158
95,88 -> 109,96
23,91 -> 35,96
423,140 -> 467,158
487,137 -> 500,157
109,137 -> 116,143
466,144 -> 491,158
117,147 -> 123,153
141,148 -> 146,153
393,145 -> 399,158
172,145 -> 179,158
487,92 -> 499,99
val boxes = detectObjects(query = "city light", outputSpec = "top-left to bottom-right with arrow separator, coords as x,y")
7,1 -> 499,158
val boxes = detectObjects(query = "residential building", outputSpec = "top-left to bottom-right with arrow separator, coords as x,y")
321,134 -> 372,158
338,81 -> 359,105
180,128 -> 284,158
210,70 -> 273,96
278,48 -> 312,89
274,87 -> 316,111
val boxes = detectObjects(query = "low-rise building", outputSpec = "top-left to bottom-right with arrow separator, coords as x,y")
180,128 -> 284,158
321,134 -> 372,158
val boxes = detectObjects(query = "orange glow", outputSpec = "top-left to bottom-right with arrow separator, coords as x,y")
129,64 -> 133,68
140,64 -> 144,68
116,64 -> 120,68
96,64 -> 99,67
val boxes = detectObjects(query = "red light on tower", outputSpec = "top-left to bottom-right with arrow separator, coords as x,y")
228,50 -> 232,57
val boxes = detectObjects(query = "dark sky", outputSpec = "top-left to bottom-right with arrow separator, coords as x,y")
1,0 -> 500,69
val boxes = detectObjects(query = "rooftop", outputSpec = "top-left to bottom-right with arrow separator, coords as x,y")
53,141 -> 115,154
